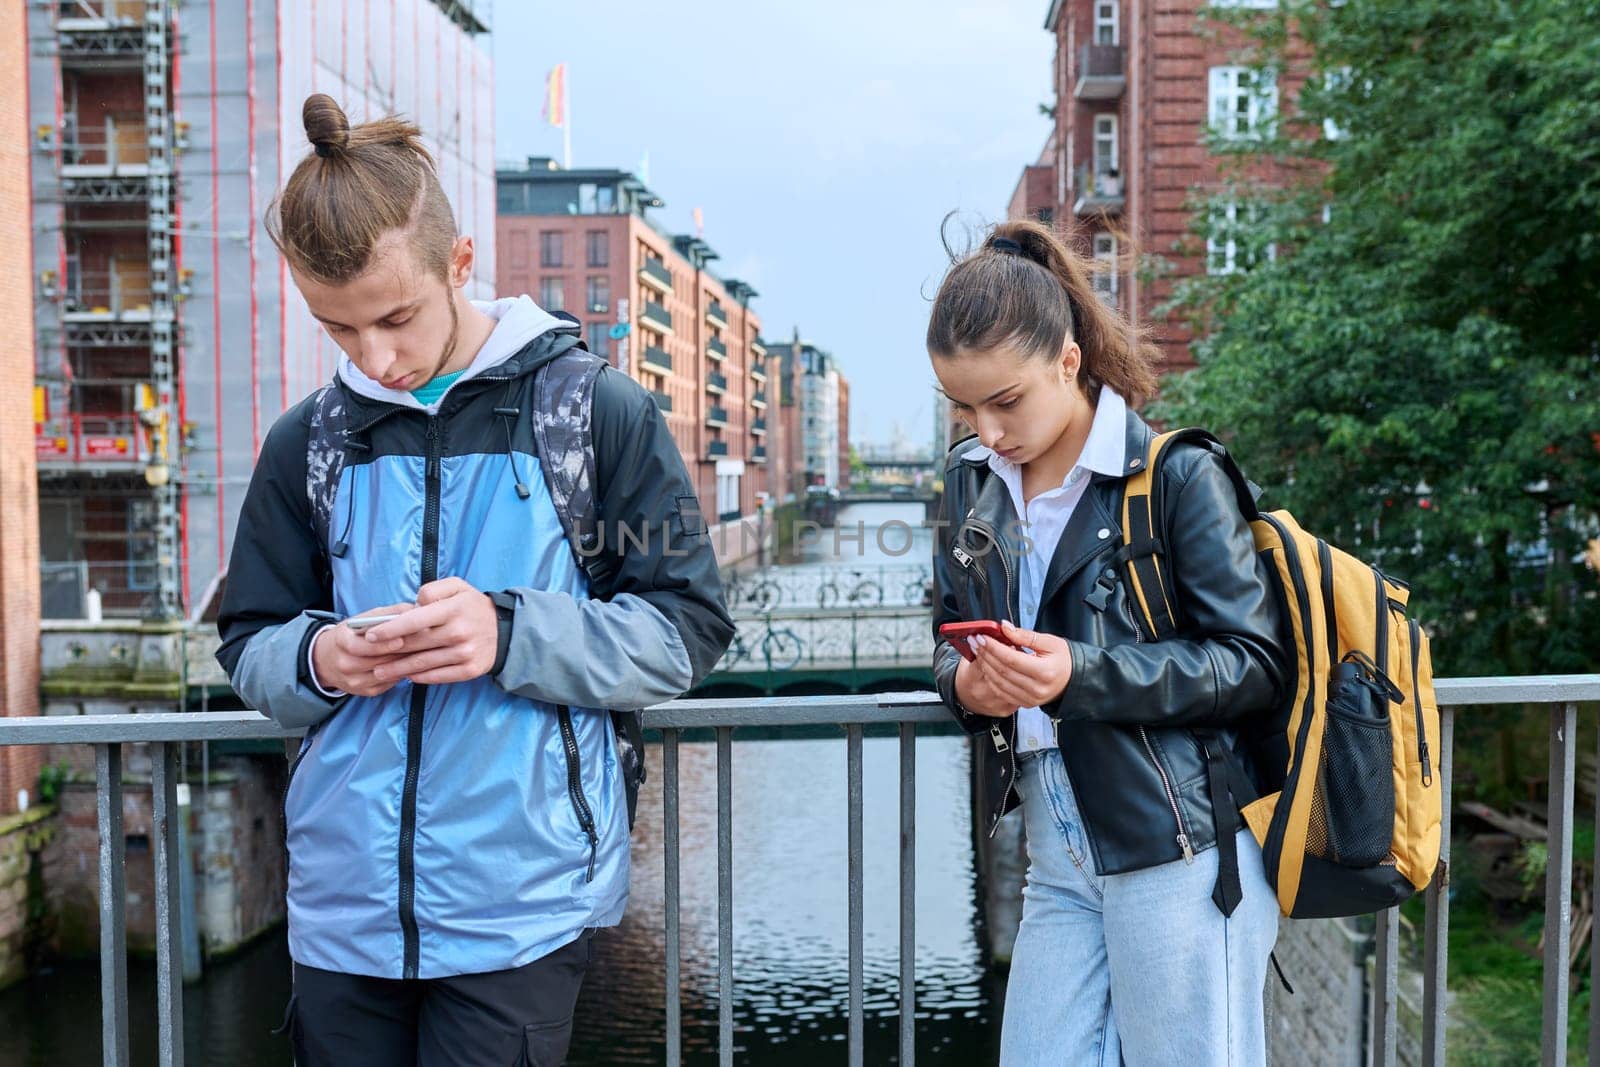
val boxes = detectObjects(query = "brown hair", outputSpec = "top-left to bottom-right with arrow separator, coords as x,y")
926,218 -> 1161,408
266,94 -> 458,284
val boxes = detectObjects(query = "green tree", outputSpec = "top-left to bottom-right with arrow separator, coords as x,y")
1157,0 -> 1600,679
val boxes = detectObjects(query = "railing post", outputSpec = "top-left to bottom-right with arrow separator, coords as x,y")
1422,707 -> 1454,1066
717,726 -> 734,1067
899,721 -> 917,1066
96,744 -> 130,1067
847,724 -> 864,1067
1592,707 -> 1600,1067
151,741 -> 184,1067
1541,703 -> 1577,1066
664,730 -> 682,1067
1372,907 -> 1399,1066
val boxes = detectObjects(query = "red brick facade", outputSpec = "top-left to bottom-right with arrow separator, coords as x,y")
1039,0 -> 1308,372
496,212 -> 773,523
1,0 -> 43,816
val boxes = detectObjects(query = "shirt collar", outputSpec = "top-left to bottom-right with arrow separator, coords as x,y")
965,386 -> 1129,487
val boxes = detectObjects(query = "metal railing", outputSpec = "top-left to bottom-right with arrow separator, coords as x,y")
61,271 -> 154,318
2,676 -> 1598,1065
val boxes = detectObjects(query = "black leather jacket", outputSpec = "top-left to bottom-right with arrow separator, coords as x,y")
932,406 -> 1290,876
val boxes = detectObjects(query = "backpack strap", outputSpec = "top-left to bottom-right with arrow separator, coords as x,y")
528,341 -> 617,591
304,384 -> 351,568
1119,427 -> 1265,917
1119,427 -> 1260,641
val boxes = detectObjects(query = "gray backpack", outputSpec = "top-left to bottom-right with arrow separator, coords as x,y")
303,334 -> 648,825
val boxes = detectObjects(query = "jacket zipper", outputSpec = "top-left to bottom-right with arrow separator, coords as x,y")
957,510 -> 1024,833
398,415 -> 441,980
557,707 -> 601,881
1122,600 -> 1195,862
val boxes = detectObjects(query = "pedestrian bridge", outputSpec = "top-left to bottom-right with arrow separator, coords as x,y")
3,677 -> 1598,1066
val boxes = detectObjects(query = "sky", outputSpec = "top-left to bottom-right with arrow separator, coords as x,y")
490,0 -> 1054,450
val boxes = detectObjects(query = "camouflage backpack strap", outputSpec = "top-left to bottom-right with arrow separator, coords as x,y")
304,383 -> 351,563
528,340 -> 617,590
529,339 -> 646,829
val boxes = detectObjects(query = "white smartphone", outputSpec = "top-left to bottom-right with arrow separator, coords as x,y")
344,613 -> 402,631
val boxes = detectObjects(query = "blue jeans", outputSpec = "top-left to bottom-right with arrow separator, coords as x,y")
1001,748 -> 1279,1066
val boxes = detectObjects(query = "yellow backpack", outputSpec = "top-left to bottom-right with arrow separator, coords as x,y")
1121,429 -> 1442,919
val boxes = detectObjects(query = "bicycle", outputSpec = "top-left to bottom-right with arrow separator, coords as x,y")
723,569 -> 784,613
816,568 -> 884,610
722,618 -> 803,672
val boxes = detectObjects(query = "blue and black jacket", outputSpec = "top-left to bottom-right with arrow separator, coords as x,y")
216,296 -> 734,980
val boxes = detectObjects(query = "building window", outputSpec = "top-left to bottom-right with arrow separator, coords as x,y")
1206,201 -> 1273,275
1092,233 -> 1119,306
586,230 -> 609,268
1093,114 -> 1118,175
586,321 -> 610,359
1321,67 -> 1352,141
539,231 -> 565,268
587,275 -> 609,313
1094,0 -> 1118,45
539,276 -> 565,311
717,472 -> 741,522
1208,66 -> 1278,142
576,183 -> 617,214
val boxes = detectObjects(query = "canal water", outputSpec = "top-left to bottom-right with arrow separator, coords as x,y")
0,504 -> 1006,1064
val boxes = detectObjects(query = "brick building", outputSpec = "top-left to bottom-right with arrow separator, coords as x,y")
1018,0 -> 1307,370
496,159 -> 773,524
1,0 -> 42,817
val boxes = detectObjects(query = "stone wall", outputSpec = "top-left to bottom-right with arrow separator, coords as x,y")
0,806 -> 56,992
38,751 -> 286,962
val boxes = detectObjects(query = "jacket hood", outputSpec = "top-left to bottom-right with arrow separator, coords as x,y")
336,295 -> 572,412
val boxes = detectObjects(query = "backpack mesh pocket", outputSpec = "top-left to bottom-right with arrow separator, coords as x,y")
1308,666 -> 1396,868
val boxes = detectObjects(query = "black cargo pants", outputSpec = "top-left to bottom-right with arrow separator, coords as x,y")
278,929 -> 594,1066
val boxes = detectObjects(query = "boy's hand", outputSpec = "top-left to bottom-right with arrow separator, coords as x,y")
311,604 -> 415,697
364,578 -> 500,685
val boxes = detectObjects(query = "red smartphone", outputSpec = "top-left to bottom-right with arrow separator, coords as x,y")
939,620 -> 1016,661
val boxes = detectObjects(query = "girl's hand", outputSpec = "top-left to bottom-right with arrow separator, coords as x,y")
954,653 -> 1020,718
970,621 -> 1075,710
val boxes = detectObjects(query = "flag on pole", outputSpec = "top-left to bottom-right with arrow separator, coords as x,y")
543,64 -> 567,128
693,207 -> 704,238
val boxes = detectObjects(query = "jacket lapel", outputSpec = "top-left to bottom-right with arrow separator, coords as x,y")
1038,480 -> 1122,606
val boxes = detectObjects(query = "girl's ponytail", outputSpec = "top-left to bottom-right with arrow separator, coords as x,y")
926,218 -> 1161,407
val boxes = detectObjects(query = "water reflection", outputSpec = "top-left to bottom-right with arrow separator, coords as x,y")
568,734 -> 1001,1066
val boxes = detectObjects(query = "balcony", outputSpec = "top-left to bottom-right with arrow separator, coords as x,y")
750,336 -> 768,358
706,439 -> 729,458
57,117 -> 150,179
650,390 -> 672,413
706,405 -> 730,429
639,257 -> 673,296
751,444 -> 768,463
60,269 -> 154,322
35,414 -> 147,470
706,370 -> 728,396
639,345 -> 673,376
3,676 -> 1597,1066
639,299 -> 673,335
707,336 -> 727,362
1073,164 -> 1125,217
750,360 -> 768,384
706,300 -> 728,328
1075,43 -> 1126,100
751,417 -> 767,436
752,390 -> 768,410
